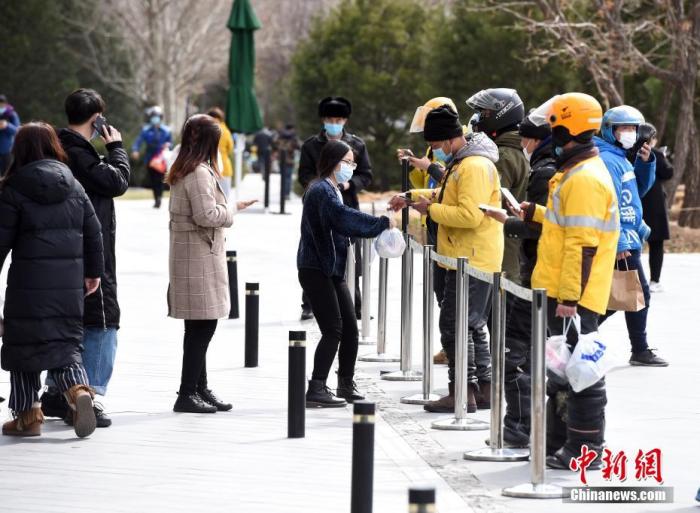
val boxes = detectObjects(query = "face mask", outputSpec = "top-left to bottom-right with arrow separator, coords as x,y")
0,107 -> 6,115
617,131 -> 636,150
335,161 -> 354,183
522,145 -> 533,163
433,144 -> 452,163
554,146 -> 564,157
150,115 -> 162,125
324,122 -> 344,137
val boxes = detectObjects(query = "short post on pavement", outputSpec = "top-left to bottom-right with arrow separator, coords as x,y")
359,257 -> 400,363
287,330 -> 306,439
359,237 -> 375,346
432,257 -> 488,431
244,282 -> 259,368
226,250 -> 239,319
408,487 -> 435,513
351,401 -> 376,513
502,289 -> 564,498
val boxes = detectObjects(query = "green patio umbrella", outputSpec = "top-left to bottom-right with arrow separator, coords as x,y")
225,0 -> 263,134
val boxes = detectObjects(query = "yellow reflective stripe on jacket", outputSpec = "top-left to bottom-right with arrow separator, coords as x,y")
544,210 -> 619,232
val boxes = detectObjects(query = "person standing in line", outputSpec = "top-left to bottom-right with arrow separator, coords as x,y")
40,88 -> 130,428
132,105 -> 173,209
166,114 -> 256,413
0,122 -> 103,438
275,123 -> 300,201
298,140 -> 392,407
639,128 -> 673,292
297,96 -> 373,321
207,107 -> 234,199
0,94 -> 20,175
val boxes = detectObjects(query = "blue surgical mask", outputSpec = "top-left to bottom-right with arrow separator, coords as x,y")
0,107 -> 6,115
554,146 -> 564,157
433,146 -> 452,164
335,162 -> 354,183
324,122 -> 344,137
150,115 -> 162,125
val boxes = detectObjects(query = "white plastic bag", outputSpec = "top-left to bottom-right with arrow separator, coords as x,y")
565,331 -> 614,393
374,228 -> 405,259
545,316 -> 578,378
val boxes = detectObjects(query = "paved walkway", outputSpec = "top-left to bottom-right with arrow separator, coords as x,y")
0,173 -> 698,512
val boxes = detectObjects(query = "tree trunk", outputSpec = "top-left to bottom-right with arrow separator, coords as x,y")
678,123 -> 700,227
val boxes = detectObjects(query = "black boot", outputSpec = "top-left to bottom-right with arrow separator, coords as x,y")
198,387 -> 233,411
40,386 -> 69,418
306,379 -> 346,408
300,306 -> 314,321
173,392 -> 217,413
336,377 -> 364,403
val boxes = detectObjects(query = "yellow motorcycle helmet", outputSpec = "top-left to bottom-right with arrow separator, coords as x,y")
409,97 -> 458,133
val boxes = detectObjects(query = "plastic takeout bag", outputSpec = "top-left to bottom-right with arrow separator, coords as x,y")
374,228 -> 405,258
545,316 -> 578,379
565,331 -> 614,393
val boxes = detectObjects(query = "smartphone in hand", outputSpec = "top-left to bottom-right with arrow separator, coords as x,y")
478,203 -> 507,215
93,115 -> 109,137
500,187 -> 521,213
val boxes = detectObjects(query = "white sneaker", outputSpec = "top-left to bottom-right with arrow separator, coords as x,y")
649,281 -> 664,293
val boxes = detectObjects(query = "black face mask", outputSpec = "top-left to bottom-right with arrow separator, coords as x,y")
551,126 -> 572,152
555,141 -> 595,168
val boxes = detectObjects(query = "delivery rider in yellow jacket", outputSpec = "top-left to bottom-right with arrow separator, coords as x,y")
389,106 -> 504,414
520,93 -> 618,469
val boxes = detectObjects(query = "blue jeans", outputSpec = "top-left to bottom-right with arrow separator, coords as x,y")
46,327 -> 118,396
599,249 -> 650,353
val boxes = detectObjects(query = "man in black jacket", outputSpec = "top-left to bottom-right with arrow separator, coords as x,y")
297,97 -> 373,320
42,89 -> 130,427
482,116 -> 556,447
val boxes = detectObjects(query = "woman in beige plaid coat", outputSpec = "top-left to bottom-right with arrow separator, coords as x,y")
166,114 -> 255,414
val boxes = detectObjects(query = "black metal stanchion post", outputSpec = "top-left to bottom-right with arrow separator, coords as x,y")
351,401 -> 375,513
226,250 -> 239,319
263,158 -> 270,210
279,164 -> 286,214
244,282 -> 259,368
408,487 -> 435,513
288,330 -> 305,439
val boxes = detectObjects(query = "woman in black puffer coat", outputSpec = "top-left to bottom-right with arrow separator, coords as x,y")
0,122 -> 104,438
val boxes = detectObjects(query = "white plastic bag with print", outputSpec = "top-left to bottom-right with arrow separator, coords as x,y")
374,228 -> 405,259
565,329 -> 614,393
545,315 -> 578,379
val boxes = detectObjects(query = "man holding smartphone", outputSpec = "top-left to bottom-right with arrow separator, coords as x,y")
41,88 -> 130,428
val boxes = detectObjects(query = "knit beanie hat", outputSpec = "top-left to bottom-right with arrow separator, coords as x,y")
423,106 -> 463,141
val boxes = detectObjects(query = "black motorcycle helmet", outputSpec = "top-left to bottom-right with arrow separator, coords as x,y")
466,88 -> 525,138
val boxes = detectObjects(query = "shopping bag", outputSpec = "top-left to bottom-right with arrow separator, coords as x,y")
149,151 -> 168,174
565,331 -> 614,393
545,316 -> 578,379
607,259 -> 645,312
374,228 -> 405,258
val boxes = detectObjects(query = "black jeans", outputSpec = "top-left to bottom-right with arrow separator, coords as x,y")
439,270 -> 492,385
648,240 -> 664,283
299,268 -> 358,381
546,298 -> 607,456
179,319 -> 218,395
599,249 -> 650,354
150,167 -> 165,204
503,295 -> 532,436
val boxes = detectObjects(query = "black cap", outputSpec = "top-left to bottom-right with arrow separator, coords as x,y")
518,115 -> 551,140
318,96 -> 352,118
423,106 -> 462,142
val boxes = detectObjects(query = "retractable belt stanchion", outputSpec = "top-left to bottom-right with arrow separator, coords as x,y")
432,257 -> 488,431
464,273 -> 529,460
346,242 -> 356,311
401,244 -> 439,404
382,233 -> 421,382
503,289 -> 563,499
359,257 -> 400,363
359,237 -> 374,346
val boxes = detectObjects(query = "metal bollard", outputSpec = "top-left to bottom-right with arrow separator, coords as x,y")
408,487 -> 435,513
382,233 -> 421,381
432,257 -> 488,431
502,289 -> 563,498
351,401 -> 375,513
287,331 -> 305,438
401,245 -> 439,404
226,250 -> 240,319
279,164 -> 286,215
346,242 -> 356,311
359,237 -> 375,346
244,282 -> 259,368
464,273 -> 529,460
359,257 -> 400,362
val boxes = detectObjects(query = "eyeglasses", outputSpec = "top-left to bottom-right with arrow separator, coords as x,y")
341,159 -> 357,170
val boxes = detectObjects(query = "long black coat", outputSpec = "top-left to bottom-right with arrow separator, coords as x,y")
0,159 -> 104,372
58,129 -> 130,328
641,148 -> 673,241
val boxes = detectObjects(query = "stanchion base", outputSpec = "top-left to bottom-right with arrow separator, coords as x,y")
381,370 -> 423,382
272,212 -> 292,216
400,393 -> 441,405
358,336 -> 375,346
463,446 -> 530,462
431,416 -> 489,431
502,482 -> 565,499
358,353 -> 401,363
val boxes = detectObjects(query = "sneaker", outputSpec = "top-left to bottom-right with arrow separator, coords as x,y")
630,349 -> 669,367
649,281 -> 664,293
300,306 -> 314,321
197,387 -> 233,412
174,392 -> 217,413
433,350 -> 448,365
40,387 -> 69,418
547,447 -> 602,470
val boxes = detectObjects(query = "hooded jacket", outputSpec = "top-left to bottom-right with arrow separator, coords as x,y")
0,105 -> 20,155
594,136 -> 655,252
0,159 -> 104,372
59,128 -> 130,329
410,134 -> 503,273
